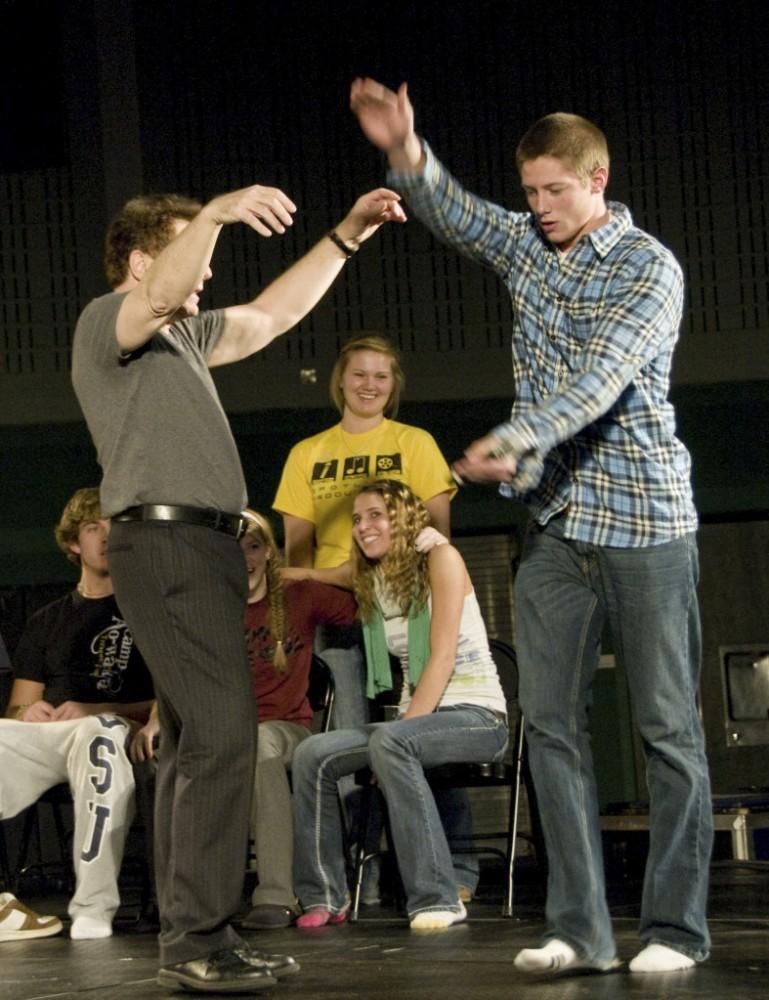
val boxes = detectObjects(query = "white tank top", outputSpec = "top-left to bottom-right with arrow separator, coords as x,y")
376,583 -> 506,716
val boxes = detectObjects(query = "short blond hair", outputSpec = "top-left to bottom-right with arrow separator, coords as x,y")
329,335 -> 405,418
54,488 -> 102,565
516,112 -> 609,183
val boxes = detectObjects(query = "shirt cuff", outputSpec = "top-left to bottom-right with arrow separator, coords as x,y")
491,421 -> 545,494
386,138 -> 439,192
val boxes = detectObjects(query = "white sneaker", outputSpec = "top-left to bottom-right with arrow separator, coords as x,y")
629,943 -> 695,973
410,901 -> 467,930
70,915 -> 113,940
0,892 -> 62,942
514,938 -> 620,974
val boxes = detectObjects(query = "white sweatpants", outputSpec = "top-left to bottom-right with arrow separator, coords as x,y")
0,715 -> 135,923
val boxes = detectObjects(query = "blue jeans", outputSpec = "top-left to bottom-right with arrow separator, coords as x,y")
292,706 -> 507,918
314,627 -> 369,730
515,518 -> 712,963
317,637 -> 480,894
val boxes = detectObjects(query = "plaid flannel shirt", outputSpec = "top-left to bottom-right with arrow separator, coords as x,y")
389,142 -> 698,548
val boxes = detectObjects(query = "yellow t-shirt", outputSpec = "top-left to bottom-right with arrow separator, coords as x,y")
273,419 -> 456,568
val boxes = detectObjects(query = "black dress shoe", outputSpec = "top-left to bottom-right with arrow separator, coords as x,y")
157,948 -> 277,993
133,902 -> 161,934
241,903 -> 297,929
236,942 -> 301,977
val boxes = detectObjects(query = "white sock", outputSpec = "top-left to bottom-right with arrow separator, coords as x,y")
410,901 -> 467,930
515,939 -> 578,972
70,916 -> 113,940
629,944 -> 695,973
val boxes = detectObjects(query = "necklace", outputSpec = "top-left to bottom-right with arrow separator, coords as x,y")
77,582 -> 108,599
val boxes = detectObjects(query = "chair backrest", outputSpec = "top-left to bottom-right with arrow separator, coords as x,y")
488,637 -> 520,722
307,653 -> 335,733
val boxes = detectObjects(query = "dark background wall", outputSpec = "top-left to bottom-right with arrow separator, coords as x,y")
1,0 -> 768,799
1,0 -> 767,575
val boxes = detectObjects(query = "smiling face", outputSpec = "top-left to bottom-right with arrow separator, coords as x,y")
352,491 -> 392,562
520,155 -> 608,252
240,531 -> 270,601
340,350 -> 395,423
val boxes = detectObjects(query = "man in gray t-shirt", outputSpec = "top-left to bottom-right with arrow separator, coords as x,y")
72,183 -> 405,992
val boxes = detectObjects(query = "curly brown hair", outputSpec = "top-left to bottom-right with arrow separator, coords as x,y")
242,509 -> 289,672
351,479 -> 431,622
104,193 -> 202,288
54,487 -> 103,565
329,334 -> 405,419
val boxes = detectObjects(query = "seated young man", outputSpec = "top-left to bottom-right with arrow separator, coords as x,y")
0,488 -> 154,939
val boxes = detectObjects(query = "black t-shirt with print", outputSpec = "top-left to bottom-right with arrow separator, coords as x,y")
12,591 -> 154,706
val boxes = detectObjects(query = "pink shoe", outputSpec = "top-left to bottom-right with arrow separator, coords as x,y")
296,908 -> 348,928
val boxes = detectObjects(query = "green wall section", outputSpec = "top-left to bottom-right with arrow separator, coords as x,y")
1,381 -> 768,586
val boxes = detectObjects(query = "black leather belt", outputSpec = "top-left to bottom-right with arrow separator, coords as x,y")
112,504 -> 247,539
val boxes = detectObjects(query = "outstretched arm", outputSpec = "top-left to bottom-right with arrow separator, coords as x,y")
211,187 -> 406,365
352,77 -> 521,280
116,184 -> 297,353
423,491 -> 451,537
453,434 -> 518,485
454,253 -> 685,492
281,562 -> 354,590
282,514 -> 316,568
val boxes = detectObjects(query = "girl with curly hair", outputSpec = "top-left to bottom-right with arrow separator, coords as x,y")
291,481 -> 508,930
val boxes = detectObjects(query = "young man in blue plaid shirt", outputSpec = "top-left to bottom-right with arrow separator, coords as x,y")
352,78 -> 712,976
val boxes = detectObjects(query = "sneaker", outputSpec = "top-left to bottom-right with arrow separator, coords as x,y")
0,893 -> 63,942
410,901 -> 467,930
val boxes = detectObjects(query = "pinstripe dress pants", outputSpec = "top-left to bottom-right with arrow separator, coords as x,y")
108,519 -> 257,965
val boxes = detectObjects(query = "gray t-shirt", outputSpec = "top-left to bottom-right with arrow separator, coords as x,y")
71,292 -> 247,516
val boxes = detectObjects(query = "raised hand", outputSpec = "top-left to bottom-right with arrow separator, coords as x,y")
205,184 -> 297,236
350,78 -> 416,154
336,187 -> 407,247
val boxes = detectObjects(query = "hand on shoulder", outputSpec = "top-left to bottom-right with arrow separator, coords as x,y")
426,540 -> 467,579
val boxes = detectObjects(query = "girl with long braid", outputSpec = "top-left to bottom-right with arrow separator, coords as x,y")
291,481 -> 508,930
238,510 -> 355,929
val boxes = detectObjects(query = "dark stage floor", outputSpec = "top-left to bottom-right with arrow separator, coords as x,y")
2,863 -> 767,1000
